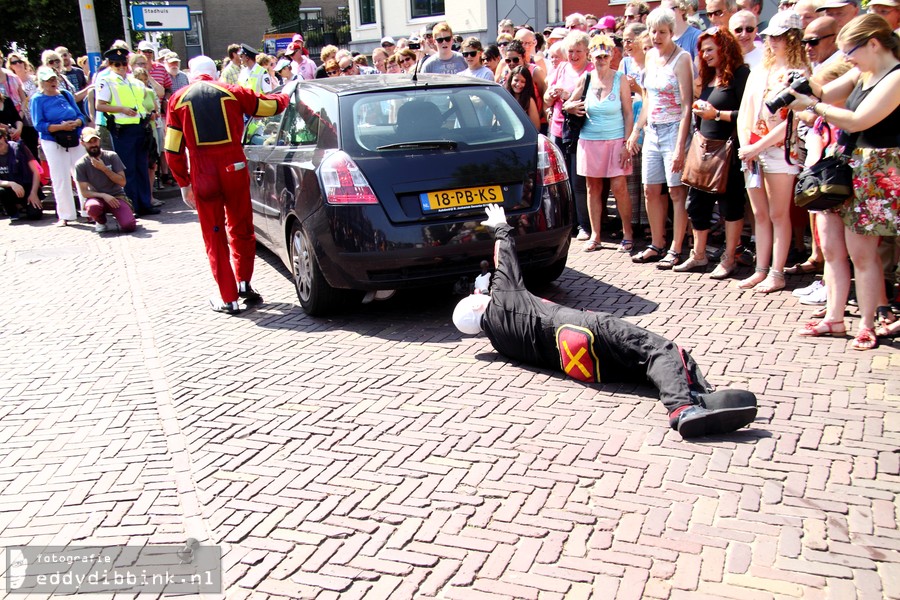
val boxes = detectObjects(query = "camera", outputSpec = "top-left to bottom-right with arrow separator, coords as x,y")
765,73 -> 813,113
408,37 -> 421,50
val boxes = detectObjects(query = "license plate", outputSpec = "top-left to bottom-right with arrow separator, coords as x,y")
420,185 -> 503,213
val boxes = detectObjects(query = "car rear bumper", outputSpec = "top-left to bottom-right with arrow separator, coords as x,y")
308,185 -> 573,291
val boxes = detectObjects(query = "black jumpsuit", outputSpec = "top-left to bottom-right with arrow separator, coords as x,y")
482,224 -> 713,413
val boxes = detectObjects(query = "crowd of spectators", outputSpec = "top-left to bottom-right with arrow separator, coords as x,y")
1,0 -> 898,347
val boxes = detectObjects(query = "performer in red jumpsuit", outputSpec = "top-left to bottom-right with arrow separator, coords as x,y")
164,56 -> 289,314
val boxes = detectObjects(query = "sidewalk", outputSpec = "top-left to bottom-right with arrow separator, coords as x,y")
0,207 -> 898,599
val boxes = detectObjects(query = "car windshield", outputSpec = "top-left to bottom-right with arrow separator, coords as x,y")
346,87 -> 528,153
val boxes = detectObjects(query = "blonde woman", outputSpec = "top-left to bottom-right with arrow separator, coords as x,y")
736,11 -> 811,293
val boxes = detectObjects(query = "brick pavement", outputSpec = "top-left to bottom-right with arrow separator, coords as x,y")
0,208 -> 898,599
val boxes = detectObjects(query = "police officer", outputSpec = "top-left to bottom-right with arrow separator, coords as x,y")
453,205 -> 759,439
237,44 -> 274,94
165,56 -> 288,314
95,47 -> 158,216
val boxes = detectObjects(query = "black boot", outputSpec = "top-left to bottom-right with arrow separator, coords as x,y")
669,390 -> 757,438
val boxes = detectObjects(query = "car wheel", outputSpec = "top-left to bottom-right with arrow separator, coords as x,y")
290,222 -> 341,316
525,256 -> 568,288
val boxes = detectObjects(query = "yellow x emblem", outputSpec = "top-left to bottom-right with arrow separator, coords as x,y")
562,341 -> 591,379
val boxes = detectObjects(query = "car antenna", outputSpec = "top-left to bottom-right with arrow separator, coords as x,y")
412,51 -> 421,82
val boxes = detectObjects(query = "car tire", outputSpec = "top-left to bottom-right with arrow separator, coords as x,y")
525,256 -> 568,288
290,222 -> 342,316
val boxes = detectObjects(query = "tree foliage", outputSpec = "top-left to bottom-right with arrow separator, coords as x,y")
263,0 -> 299,28
1,0 -> 128,61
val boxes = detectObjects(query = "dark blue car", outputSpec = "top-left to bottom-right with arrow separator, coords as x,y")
243,74 -> 573,316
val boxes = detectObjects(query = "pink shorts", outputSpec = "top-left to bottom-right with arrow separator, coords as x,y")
576,138 -> 633,179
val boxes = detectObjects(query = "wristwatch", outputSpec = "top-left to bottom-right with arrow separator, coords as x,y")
714,110 -> 721,121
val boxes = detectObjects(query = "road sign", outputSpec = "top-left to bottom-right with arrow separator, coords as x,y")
130,4 -> 191,31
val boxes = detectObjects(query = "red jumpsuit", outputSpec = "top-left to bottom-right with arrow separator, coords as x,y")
164,74 -> 289,304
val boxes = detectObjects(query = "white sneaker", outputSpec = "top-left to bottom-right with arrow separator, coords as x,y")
576,228 -> 590,241
94,222 -> 108,233
792,279 -> 824,298
799,283 -> 828,305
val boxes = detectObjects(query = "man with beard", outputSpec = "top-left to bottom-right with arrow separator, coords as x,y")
73,127 -> 137,233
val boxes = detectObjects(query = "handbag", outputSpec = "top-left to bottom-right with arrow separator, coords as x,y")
794,125 -> 854,211
52,128 -> 80,149
561,72 -> 591,154
681,130 -> 734,194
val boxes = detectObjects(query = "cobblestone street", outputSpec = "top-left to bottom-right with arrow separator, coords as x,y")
1,205 -> 898,599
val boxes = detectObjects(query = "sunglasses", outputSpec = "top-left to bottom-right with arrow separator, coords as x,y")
381,43 -> 394,48
461,50 -> 479,57
326,69 -> 338,75
49,59 -> 61,64
593,52 -> 610,58
400,57 -> 414,64
624,13 -> 642,20
733,26 -> 755,34
110,61 -> 126,67
708,9 -> 726,17
9,60 -> 22,66
802,33 -> 835,46
842,39 -> 868,57
340,64 -> 354,72
498,42 -> 510,47
435,36 -> 452,44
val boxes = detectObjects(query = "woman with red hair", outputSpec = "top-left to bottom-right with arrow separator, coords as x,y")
674,27 -> 750,277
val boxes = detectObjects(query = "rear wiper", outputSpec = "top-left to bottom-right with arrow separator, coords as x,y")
376,140 -> 458,151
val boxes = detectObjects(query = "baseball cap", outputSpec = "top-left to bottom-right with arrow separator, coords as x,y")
867,0 -> 898,5
36,66 -> 57,81
158,48 -> 172,59
137,40 -> 154,52
816,0 -> 859,11
81,127 -> 101,142
548,27 -> 569,41
597,16 -> 617,30
381,36 -> 396,46
275,58 -> 292,71
165,53 -> 180,63
285,41 -> 302,56
760,10 -> 803,35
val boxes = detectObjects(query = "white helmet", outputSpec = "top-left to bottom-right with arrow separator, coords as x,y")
452,294 -> 490,335
188,55 -> 217,80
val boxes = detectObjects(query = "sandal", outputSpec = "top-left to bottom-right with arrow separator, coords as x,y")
618,240 -> 634,254
583,239 -> 601,252
632,244 -> 664,263
875,306 -> 900,338
656,250 -> 682,270
784,260 -> 823,276
797,320 -> 847,337
851,327 -> 879,351
709,255 -> 736,280
753,270 -> 786,294
810,306 -> 828,319
737,267 -> 769,289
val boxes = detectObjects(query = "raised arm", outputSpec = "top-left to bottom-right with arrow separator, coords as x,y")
482,204 -> 525,291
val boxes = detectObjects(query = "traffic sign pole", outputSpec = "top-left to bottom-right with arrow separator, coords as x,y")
120,0 -> 133,49
78,0 -> 103,76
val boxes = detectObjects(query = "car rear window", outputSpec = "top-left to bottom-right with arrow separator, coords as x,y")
346,87 -> 528,152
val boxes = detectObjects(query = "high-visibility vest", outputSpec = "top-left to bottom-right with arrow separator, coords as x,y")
243,64 -> 268,94
105,75 -> 147,125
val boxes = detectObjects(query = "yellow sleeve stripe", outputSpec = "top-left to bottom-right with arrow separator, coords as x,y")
255,98 -> 278,118
164,127 -> 184,154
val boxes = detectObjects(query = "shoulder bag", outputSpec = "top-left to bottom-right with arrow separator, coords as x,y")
51,91 -> 82,149
794,125 -> 854,211
561,72 -> 591,154
681,128 -> 734,195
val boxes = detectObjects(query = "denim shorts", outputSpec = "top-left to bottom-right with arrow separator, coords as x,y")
643,121 -> 686,187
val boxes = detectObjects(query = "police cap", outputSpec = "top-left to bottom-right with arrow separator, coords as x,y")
239,44 -> 258,59
103,47 -> 130,63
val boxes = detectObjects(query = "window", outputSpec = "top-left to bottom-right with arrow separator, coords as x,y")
348,88 -> 526,153
244,112 -> 285,146
411,0 -> 444,18
359,0 -> 375,24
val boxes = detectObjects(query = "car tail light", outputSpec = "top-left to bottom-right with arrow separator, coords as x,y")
321,151 -> 378,205
537,134 -> 569,186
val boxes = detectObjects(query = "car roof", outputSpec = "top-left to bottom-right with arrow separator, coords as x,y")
290,74 -> 501,96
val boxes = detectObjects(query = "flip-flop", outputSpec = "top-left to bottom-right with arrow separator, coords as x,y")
785,261 -> 823,275
583,240 -> 601,252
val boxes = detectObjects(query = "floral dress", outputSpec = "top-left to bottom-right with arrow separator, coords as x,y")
840,65 -> 900,236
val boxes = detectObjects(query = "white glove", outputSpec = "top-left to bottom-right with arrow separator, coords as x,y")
481,203 -> 506,229
180,185 -> 195,210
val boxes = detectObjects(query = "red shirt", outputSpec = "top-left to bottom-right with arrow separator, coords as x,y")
148,62 -> 172,91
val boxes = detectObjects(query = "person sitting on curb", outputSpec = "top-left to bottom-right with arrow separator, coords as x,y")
73,127 -> 137,233
453,204 -> 759,439
0,125 -> 43,221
